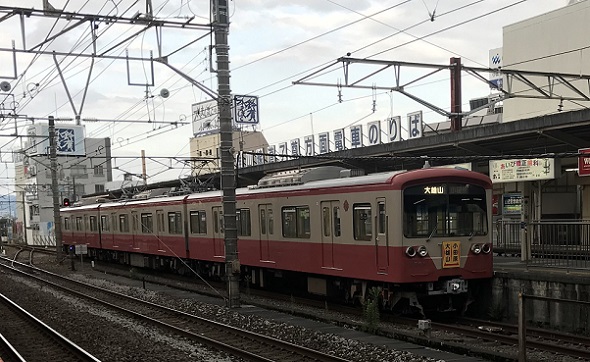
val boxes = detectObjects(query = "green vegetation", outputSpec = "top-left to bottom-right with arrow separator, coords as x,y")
362,287 -> 381,333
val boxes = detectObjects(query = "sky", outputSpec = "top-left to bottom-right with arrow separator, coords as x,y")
0,0 -> 574,191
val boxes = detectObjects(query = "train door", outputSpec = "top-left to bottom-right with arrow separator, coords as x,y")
99,214 -> 109,248
156,210 -> 165,252
258,204 -> 273,261
320,201 -> 340,268
212,206 -> 224,257
375,198 -> 389,273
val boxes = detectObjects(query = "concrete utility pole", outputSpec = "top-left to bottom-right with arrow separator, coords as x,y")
48,116 -> 63,261
213,0 -> 240,308
450,57 -> 462,132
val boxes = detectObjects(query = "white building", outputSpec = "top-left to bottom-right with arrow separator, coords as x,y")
502,1 -> 590,122
14,124 -> 112,245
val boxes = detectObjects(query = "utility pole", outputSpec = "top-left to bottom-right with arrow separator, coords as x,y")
450,57 -> 462,132
213,0 -> 240,308
48,116 -> 63,261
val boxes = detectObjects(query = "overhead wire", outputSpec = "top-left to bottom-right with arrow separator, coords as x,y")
7,1 -> 572,181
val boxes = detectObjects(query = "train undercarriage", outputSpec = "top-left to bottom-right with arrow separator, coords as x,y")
85,247 -> 489,316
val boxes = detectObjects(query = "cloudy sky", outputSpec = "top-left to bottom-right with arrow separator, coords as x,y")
0,0 -> 572,188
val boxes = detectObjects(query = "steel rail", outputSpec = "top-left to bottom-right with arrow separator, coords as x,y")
0,258 -> 351,362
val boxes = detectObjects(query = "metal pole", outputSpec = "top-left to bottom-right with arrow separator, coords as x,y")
213,0 -> 240,308
20,189 -> 27,245
450,57 -> 462,131
48,116 -> 63,261
141,150 -> 147,184
518,292 -> 527,362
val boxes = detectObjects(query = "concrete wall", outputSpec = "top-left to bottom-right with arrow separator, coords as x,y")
492,271 -> 590,333
503,1 -> 590,122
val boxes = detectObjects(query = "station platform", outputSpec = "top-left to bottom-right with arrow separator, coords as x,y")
493,254 -> 590,283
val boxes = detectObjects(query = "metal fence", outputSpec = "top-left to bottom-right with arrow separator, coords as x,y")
493,219 -> 590,269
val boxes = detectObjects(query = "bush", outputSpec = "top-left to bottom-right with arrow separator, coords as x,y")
362,287 -> 381,333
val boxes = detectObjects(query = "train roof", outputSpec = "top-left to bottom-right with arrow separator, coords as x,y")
60,167 -> 491,212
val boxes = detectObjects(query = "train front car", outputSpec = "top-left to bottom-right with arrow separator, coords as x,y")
389,167 -> 493,314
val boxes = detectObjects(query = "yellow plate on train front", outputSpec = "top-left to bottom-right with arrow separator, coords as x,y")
442,241 -> 461,268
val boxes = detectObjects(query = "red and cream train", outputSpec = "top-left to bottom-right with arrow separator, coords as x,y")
61,166 -> 493,312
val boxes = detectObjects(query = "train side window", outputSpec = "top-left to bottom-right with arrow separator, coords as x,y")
156,211 -> 165,233
260,209 -> 266,235
190,211 -> 207,234
119,214 -> 129,232
214,211 -> 218,233
322,207 -> 330,237
100,215 -> 109,232
237,208 -> 251,236
141,213 -> 153,233
75,217 -> 83,231
168,212 -> 183,234
353,203 -> 372,241
268,209 -> 274,235
89,216 -> 98,232
333,206 -> 341,237
111,214 -> 118,232
63,217 -> 70,231
132,212 -> 138,232
378,201 -> 386,234
282,206 -> 310,239
213,210 -> 224,233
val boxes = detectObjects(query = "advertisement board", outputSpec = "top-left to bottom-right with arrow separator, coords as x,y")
502,193 -> 522,215
489,158 -> 557,183
578,148 -> 590,177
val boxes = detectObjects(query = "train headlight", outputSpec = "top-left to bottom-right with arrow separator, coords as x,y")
471,243 -> 482,254
417,245 -> 428,257
482,243 -> 492,254
405,246 -> 416,258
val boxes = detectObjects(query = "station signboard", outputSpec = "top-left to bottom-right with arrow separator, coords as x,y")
489,158 -> 557,183
578,148 -> 590,177
502,193 -> 522,215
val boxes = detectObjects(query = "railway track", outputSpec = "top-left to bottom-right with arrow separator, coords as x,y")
88,262 -> 590,361
0,333 -> 26,362
0,291 -> 101,362
1,244 -> 57,265
0,257 -> 351,362
449,317 -> 590,359
5,247 -> 589,361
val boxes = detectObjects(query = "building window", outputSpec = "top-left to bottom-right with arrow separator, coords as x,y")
95,184 -> 105,193
29,205 -> 39,220
190,210 -> 207,234
74,184 -> 85,197
168,211 -> 183,234
282,206 -> 310,238
236,208 -> 251,236
71,165 -> 88,179
94,165 -> 104,176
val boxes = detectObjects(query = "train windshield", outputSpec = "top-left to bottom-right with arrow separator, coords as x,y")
403,182 -> 487,238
